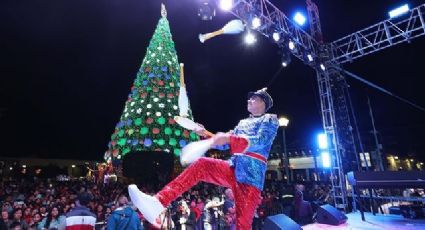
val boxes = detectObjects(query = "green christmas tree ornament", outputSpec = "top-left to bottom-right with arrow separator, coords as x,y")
140,127 -> 149,135
164,127 -> 172,135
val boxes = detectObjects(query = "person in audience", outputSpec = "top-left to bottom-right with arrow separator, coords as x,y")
11,209 -> 29,230
9,221 -> 23,230
1,209 -> 11,230
203,197 -> 224,230
39,207 -> 48,218
95,205 -> 105,223
223,189 -> 236,230
176,200 -> 195,230
28,213 -> 42,230
23,208 -> 32,225
104,207 -> 112,221
293,188 -> 313,225
106,195 -> 143,230
65,192 -> 96,230
38,205 -> 66,230
189,200 -> 202,230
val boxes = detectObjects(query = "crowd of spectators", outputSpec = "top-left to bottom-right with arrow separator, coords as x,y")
0,179 -> 125,230
0,176 -> 333,230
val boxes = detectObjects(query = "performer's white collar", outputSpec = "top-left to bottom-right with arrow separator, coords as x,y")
250,113 -> 265,118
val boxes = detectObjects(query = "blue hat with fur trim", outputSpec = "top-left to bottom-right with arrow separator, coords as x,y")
248,88 -> 273,111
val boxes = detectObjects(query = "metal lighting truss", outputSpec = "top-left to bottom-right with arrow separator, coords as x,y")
227,0 -> 352,210
225,0 -> 425,210
228,0 -> 322,63
330,4 -> 425,64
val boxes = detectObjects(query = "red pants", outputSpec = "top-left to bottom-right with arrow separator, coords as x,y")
156,157 -> 261,230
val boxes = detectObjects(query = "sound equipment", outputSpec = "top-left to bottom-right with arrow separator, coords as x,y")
316,204 -> 347,225
400,205 -> 425,219
347,171 -> 425,188
389,206 -> 402,215
347,170 -> 425,221
263,214 -> 302,230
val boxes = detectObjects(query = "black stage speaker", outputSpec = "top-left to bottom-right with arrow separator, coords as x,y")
263,214 -> 302,230
316,204 -> 347,225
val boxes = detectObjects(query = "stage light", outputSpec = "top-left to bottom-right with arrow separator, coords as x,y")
272,32 -> 280,42
293,12 -> 306,26
278,117 -> 289,127
318,133 -> 328,149
198,1 -> 216,21
302,51 -> 314,64
219,0 -> 233,11
281,48 -> 291,67
22,165 -> 26,168
389,4 -> 409,18
394,156 -> 399,159
307,54 -> 313,62
9,167 -> 13,170
320,63 -> 326,71
71,165 -> 76,168
321,151 -> 331,168
252,16 -> 261,29
244,32 -> 256,44
288,40 -> 295,50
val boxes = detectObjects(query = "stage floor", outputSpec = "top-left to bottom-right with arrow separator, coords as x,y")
302,212 -> 425,230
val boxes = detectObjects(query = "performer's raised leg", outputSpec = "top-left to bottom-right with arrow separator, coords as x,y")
157,157 -> 235,206
129,157 -> 235,224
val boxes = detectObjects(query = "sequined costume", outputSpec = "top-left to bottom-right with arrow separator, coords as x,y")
155,113 -> 279,230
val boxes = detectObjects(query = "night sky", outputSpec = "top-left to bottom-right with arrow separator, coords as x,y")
0,0 -> 424,161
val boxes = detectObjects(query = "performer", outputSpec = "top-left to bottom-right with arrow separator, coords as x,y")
129,88 -> 279,230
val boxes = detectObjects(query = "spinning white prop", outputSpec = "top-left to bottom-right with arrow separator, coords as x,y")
180,138 -> 215,166
199,19 -> 245,43
178,63 -> 189,117
175,116 -> 215,166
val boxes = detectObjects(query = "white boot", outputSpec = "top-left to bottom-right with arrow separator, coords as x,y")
128,184 -> 165,224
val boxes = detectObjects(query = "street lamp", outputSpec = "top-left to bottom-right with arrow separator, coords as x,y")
279,116 -> 290,184
71,165 -> 76,178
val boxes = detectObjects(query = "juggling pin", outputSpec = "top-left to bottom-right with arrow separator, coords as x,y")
176,63 -> 214,138
174,116 -> 214,137
199,19 -> 245,43
178,63 -> 189,117
180,138 -> 215,166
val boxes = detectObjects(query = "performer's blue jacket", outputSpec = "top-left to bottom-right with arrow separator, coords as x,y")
218,113 -> 279,190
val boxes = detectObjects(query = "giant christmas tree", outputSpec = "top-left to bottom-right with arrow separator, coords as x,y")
104,5 -> 198,170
